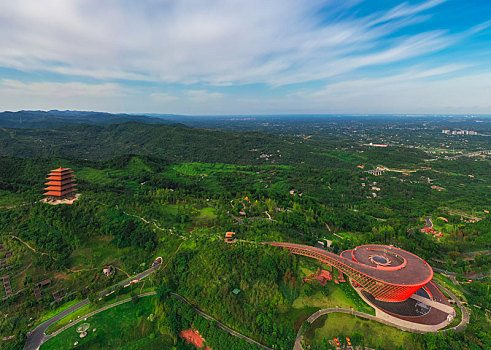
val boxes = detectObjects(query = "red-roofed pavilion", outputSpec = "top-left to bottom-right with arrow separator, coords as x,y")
44,167 -> 77,199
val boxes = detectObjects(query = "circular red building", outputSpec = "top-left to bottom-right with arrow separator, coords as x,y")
267,242 -> 433,302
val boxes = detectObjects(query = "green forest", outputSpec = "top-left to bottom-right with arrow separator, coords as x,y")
0,118 -> 489,350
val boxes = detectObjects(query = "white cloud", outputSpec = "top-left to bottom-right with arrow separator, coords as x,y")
291,69 -> 491,114
185,90 -> 223,102
150,92 -> 178,103
0,0 -> 466,87
0,79 -> 123,98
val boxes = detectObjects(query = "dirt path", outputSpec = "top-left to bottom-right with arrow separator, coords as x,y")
114,266 -> 131,279
70,267 -> 99,273
161,241 -> 185,271
123,211 -> 185,239
10,235 -> 57,260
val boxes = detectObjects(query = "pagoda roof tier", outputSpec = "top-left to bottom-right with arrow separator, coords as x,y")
48,171 -> 73,177
48,167 -> 72,171
44,184 -> 76,191
45,178 -> 76,186
46,175 -> 76,181
44,189 -> 77,197
49,167 -> 72,173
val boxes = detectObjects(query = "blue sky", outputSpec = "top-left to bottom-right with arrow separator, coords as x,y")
0,0 -> 490,114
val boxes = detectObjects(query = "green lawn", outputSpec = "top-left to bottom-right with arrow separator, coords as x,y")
33,299 -> 82,328
171,162 -> 251,177
195,207 -> 217,223
294,258 -> 374,314
75,168 -> 115,186
305,313 -> 419,350
41,295 -> 170,350
45,286 -> 155,335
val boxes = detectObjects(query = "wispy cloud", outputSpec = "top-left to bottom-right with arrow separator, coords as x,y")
0,79 -> 123,98
150,92 -> 178,103
185,90 -> 223,102
0,0 -> 469,87
290,68 -> 491,114
0,0 -> 490,113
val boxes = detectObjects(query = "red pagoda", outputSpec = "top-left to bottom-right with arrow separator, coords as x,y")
44,167 -> 77,200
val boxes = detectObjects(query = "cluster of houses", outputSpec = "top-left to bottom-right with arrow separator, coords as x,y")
361,178 -> 381,198
420,227 -> 443,238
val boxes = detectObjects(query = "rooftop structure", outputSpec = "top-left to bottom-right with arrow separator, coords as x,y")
44,167 -> 77,200
267,242 -> 434,302
224,232 -> 237,244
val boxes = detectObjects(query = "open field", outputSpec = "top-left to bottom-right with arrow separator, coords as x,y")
41,295 -> 167,350
294,257 -> 374,315
45,285 -> 156,335
305,312 -> 418,350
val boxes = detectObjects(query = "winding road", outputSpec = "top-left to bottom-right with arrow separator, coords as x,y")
294,281 -> 470,350
24,265 -> 160,350
27,289 -> 271,350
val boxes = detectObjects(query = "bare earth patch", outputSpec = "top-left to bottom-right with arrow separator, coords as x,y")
179,329 -> 210,349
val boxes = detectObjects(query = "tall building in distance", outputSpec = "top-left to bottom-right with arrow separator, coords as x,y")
44,167 -> 77,200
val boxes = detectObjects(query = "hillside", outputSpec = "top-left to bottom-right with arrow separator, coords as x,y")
0,122 -> 323,164
0,110 -> 170,129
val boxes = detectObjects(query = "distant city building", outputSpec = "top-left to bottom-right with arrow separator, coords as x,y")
44,167 -> 77,200
443,129 -> 478,136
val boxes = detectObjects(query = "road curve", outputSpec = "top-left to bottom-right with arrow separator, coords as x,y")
434,282 -> 470,333
294,308 -> 432,350
45,292 -> 157,340
294,283 -> 470,350
29,290 -> 271,350
24,265 -> 160,350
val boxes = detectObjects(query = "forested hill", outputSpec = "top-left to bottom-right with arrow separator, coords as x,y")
0,122 -> 314,164
0,110 -> 171,129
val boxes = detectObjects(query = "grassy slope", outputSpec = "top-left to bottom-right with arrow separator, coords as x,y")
306,313 -> 418,350
41,296 -> 165,350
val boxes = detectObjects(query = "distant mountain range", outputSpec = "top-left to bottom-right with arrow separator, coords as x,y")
0,110 -> 173,129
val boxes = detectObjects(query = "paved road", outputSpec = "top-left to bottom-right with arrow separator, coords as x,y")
27,289 -> 271,350
434,282 -> 470,333
45,292 -> 156,340
24,265 -> 160,350
294,308 -> 432,350
294,281 -> 471,350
